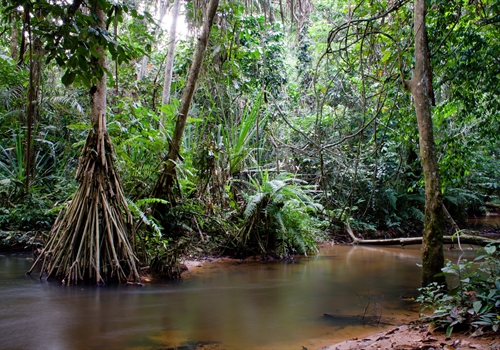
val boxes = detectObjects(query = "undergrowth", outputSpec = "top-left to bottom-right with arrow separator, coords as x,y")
417,242 -> 500,337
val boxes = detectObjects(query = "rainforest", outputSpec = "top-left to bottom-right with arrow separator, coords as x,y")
0,0 -> 500,347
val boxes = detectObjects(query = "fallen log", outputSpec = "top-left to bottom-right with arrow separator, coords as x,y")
345,224 -> 498,247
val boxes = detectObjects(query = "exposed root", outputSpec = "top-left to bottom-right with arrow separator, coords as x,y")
27,115 -> 140,284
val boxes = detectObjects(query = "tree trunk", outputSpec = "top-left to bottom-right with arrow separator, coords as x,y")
160,0 -> 181,129
152,0 -> 219,208
24,7 -> 43,194
137,0 -> 169,81
91,6 -> 107,126
138,56 -> 148,81
28,2 -> 140,285
404,0 -> 445,287
10,13 -> 19,60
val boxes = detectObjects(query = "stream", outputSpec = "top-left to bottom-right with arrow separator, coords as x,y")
0,244 -> 480,350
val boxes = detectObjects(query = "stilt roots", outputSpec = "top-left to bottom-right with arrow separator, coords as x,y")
28,114 -> 140,284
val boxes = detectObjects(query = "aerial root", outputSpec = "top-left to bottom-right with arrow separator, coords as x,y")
28,125 -> 140,284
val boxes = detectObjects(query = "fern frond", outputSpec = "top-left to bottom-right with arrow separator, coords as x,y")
135,197 -> 170,207
408,206 -> 424,221
269,179 -> 287,193
243,192 -> 266,219
128,199 -> 163,236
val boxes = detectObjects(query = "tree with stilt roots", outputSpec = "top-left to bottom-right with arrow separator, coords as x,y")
28,113 -> 140,284
27,1 -> 140,284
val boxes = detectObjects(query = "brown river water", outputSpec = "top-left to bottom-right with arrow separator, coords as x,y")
0,244 -> 481,350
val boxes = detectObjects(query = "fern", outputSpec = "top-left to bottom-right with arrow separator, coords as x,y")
127,199 -> 163,237
236,172 -> 327,257
408,206 -> 424,221
243,192 -> 267,219
135,197 -> 170,207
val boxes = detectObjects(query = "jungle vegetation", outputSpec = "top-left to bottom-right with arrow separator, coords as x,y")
0,0 -> 499,286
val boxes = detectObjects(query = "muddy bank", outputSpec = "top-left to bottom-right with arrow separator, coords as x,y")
323,323 -> 499,350
0,230 -> 44,252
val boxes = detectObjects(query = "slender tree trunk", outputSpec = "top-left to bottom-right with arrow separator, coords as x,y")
24,7 -> 43,194
160,0 -> 181,129
152,0 -> 219,208
279,0 -> 285,26
91,8 -> 107,125
114,13 -> 119,92
138,56 -> 148,81
138,0 -> 169,81
268,0 -> 274,23
10,13 -> 19,60
18,5 -> 27,66
404,0 -> 445,287
263,0 -> 268,23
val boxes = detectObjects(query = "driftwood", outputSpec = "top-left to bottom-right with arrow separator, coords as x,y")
345,224 -> 498,247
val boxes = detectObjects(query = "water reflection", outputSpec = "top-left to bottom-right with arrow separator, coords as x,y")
0,245 -> 480,350
468,215 -> 500,230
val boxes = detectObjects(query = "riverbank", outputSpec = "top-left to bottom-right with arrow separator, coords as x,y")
324,323 -> 499,350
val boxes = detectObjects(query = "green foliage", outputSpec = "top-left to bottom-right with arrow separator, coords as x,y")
0,56 -> 26,135
236,171 -> 327,258
2,0 -> 154,88
0,194 -> 57,230
417,243 -> 500,336
227,14 -> 288,98
0,122 -> 78,230
222,92 -> 267,176
47,1 -> 151,87
128,198 -> 183,278
0,54 -> 26,89
0,0 -> 499,268
107,100 -> 169,199
428,0 -> 500,215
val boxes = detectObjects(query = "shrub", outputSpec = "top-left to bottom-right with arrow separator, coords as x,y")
417,243 -> 500,336
236,171 -> 328,258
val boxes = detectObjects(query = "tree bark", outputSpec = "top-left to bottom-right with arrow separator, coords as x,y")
160,0 -> 181,129
404,0 -> 445,287
24,7 -> 43,194
152,0 -> 219,207
90,7 -> 107,127
10,13 -> 19,60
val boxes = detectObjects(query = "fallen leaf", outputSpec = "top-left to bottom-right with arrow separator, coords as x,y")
421,338 -> 438,343
385,327 -> 400,335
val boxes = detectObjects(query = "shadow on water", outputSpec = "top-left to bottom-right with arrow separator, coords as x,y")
0,244 -> 480,350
